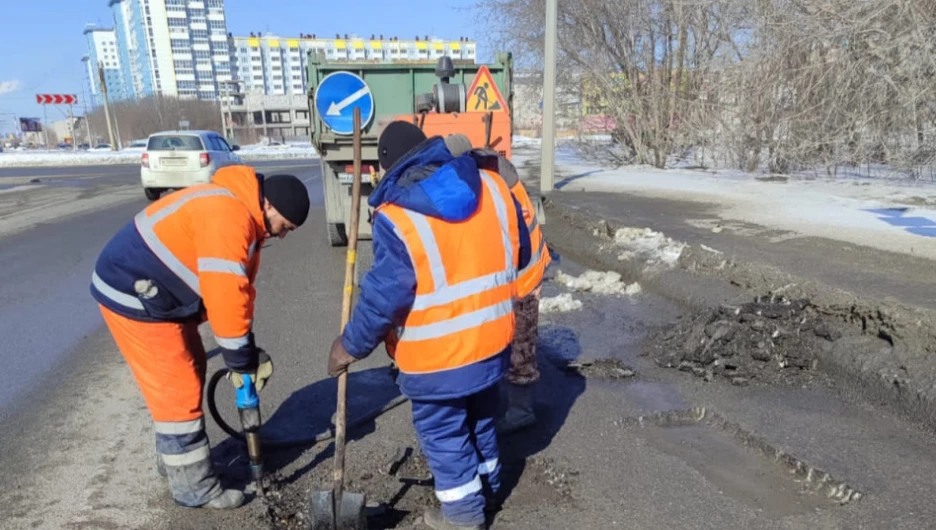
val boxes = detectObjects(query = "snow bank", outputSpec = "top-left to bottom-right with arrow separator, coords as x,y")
0,150 -> 143,168
0,145 -> 318,168
513,135 -> 542,147
237,145 -> 318,162
539,293 -> 583,314
554,270 -> 640,296
612,227 -> 687,268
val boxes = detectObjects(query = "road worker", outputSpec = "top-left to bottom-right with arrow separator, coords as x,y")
327,121 -> 531,530
89,166 -> 309,509
442,134 -> 551,435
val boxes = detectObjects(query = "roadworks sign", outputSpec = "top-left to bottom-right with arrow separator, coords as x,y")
467,66 -> 508,113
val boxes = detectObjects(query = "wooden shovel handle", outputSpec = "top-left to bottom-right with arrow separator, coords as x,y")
334,107 -> 363,499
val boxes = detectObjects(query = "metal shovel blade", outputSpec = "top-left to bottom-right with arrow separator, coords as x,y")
309,489 -> 367,530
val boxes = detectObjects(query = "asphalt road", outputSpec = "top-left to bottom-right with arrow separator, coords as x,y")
0,160 -> 322,417
5,156 -> 936,529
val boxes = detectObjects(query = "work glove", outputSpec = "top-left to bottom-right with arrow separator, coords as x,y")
228,350 -> 274,392
328,336 -> 358,377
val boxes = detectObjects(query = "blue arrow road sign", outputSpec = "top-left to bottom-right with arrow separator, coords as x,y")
314,71 -> 374,135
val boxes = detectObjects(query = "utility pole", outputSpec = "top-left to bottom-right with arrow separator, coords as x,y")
41,105 -> 50,149
80,85 -> 94,145
540,0 -> 558,192
67,103 -> 76,152
218,82 -> 227,138
98,62 -> 118,150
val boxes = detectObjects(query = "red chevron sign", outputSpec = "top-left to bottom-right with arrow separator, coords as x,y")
36,94 -> 77,105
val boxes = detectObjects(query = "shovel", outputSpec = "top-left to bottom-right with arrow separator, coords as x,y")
309,107 -> 367,530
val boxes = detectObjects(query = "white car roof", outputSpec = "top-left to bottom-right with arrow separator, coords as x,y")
147,130 -> 220,138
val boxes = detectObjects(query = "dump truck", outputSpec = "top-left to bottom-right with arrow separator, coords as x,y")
307,51 -> 540,247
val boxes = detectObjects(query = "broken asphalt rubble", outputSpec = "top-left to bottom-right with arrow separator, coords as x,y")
541,196 -> 936,431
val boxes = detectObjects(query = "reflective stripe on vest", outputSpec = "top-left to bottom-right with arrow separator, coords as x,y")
133,187 -> 256,349
92,270 -> 145,310
381,170 -> 519,374
510,181 -> 550,298
134,188 -> 236,296
397,173 -> 516,345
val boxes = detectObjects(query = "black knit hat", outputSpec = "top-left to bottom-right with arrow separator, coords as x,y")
264,174 -> 310,227
378,121 -> 427,171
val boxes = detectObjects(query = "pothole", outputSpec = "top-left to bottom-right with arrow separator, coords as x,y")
565,358 -> 636,380
620,407 -> 861,517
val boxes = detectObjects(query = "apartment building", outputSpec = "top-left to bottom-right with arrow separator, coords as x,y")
228,33 -> 477,96
219,33 -> 477,143
107,0 -> 232,100
82,25 -> 130,106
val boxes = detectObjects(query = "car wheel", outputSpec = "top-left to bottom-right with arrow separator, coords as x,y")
144,188 -> 161,201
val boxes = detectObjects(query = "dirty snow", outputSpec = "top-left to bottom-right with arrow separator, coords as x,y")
612,227 -> 688,268
554,269 -> 641,296
549,155 -> 936,260
0,144 -> 318,168
540,293 -> 584,314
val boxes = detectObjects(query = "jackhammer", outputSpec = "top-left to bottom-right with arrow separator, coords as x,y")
234,373 -> 265,497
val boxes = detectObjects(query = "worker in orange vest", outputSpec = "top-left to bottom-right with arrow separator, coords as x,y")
442,133 -> 552,435
89,166 -> 310,509
328,121 -> 531,530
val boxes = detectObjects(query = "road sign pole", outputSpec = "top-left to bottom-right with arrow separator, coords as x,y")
540,0 -> 558,192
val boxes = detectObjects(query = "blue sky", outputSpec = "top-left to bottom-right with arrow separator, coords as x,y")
0,0 -> 490,133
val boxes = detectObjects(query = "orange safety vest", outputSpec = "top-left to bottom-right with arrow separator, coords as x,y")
132,170 -> 263,350
378,169 -> 521,375
509,180 -> 551,298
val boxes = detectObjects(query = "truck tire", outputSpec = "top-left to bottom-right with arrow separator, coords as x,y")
144,188 -> 161,201
327,222 -> 348,247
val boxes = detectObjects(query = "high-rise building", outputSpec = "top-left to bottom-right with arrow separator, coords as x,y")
83,25 -> 129,106
108,0 -> 232,100
228,33 -> 477,96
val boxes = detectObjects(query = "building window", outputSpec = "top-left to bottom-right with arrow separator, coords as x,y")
252,66 -> 261,71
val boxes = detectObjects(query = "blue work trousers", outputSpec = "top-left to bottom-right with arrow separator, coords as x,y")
411,383 -> 501,527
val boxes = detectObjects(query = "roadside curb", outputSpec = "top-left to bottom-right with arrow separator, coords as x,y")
541,194 -> 936,434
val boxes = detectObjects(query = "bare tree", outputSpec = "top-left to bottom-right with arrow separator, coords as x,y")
87,96 -> 222,146
481,0 -> 936,177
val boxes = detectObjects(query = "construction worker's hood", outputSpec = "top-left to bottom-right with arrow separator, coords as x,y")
369,136 -> 481,222
211,165 -> 266,231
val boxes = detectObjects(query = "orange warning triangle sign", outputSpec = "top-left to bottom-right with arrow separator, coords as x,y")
466,65 -> 508,114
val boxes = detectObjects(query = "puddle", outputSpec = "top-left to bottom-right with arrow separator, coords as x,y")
624,408 -> 860,516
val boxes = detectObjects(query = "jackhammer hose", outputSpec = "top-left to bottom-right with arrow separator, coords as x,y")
206,368 -> 410,449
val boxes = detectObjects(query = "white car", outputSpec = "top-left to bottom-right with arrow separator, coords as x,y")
141,130 -> 243,201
